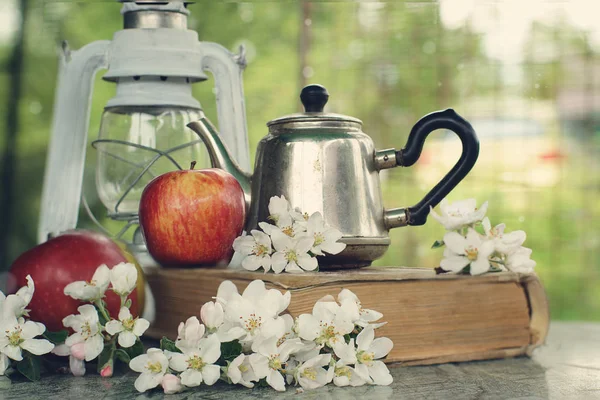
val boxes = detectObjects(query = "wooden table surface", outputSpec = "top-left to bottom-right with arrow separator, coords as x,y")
3,322 -> 599,400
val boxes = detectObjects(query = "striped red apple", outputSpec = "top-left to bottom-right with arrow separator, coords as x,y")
138,165 -> 245,266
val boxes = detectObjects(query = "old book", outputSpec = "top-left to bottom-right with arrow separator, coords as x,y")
144,267 -> 549,366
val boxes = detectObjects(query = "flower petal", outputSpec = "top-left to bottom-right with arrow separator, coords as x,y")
129,354 -> 149,373
271,230 -> 293,252
266,369 -> 286,392
321,241 -> 346,255
168,353 -> 189,372
84,334 -> 104,361
133,318 -> 150,337
368,360 -> 393,385
271,253 -> 287,274
297,254 -> 318,271
181,369 -> 203,387
370,337 -> 393,359
20,338 -> 54,356
443,232 -> 467,255
3,345 -> 22,361
249,353 -> 269,379
135,372 -> 161,393
118,331 -> 137,348
440,256 -> 470,273
470,257 -> 491,275
199,335 -> 221,365
202,364 -> 220,385
118,307 -> 132,322
356,326 -> 374,351
105,320 -> 124,336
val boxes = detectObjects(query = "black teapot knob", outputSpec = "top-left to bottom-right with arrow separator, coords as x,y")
300,84 -> 329,112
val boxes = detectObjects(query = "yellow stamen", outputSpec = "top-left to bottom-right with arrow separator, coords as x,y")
285,250 -> 298,263
465,246 -> 478,261
301,367 -> 317,380
253,243 -> 269,257
243,313 -> 262,333
268,355 -> 282,371
187,355 -> 206,371
282,226 -> 294,237
313,233 -> 325,246
147,361 -> 163,373
357,350 -> 375,366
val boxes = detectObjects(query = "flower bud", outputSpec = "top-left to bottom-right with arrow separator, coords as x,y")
70,342 -> 86,361
100,364 -> 113,378
162,373 -> 183,394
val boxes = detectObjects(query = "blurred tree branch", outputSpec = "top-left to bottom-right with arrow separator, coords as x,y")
0,0 -> 29,268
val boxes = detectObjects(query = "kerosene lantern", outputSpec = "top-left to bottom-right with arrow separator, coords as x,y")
38,0 -> 250,261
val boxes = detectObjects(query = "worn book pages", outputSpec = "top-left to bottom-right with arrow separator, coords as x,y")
144,267 -> 549,366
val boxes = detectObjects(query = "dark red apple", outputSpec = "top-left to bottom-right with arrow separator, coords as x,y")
139,166 -> 245,266
8,230 -> 144,332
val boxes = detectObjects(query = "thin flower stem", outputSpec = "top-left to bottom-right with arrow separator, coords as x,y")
95,299 -> 112,323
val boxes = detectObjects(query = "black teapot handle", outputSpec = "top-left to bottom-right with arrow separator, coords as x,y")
382,109 -> 479,228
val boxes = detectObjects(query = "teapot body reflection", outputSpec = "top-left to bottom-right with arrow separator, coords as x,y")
187,85 -> 479,268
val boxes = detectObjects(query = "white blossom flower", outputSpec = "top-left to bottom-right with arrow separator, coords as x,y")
175,317 -> 206,351
297,299 -> 356,348
198,301 -> 246,343
441,228 -> 495,275
109,262 -> 138,297
305,212 -> 346,255
63,304 -> 104,361
505,247 -> 536,273
294,353 -> 332,390
230,230 -> 273,272
271,231 -> 317,273
130,348 -> 169,393
0,275 -> 35,321
217,280 -> 291,346
0,353 -> 9,376
52,343 -> 86,377
249,336 -> 306,391
430,198 -> 488,231
161,373 -> 183,394
267,195 -> 292,225
330,338 -> 367,387
352,326 -> 393,385
227,354 -> 257,388
337,289 -> 385,329
482,217 -> 527,254
200,301 -> 224,332
105,307 -> 150,348
63,264 -> 110,301
0,317 -> 54,361
169,334 -> 221,387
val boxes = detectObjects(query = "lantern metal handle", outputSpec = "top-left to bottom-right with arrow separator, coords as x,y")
200,42 -> 251,171
38,40 -> 109,243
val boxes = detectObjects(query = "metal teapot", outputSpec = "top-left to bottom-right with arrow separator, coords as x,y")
187,84 -> 479,268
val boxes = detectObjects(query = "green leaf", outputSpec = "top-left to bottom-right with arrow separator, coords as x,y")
124,339 -> 145,359
124,298 -> 132,309
16,352 -> 41,381
42,330 -> 68,345
219,341 -> 242,364
115,349 -> 131,364
97,341 -> 116,373
159,337 -> 181,354
431,240 -> 445,249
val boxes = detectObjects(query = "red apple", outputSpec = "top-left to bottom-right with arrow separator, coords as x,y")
8,230 -> 144,332
139,166 -> 245,266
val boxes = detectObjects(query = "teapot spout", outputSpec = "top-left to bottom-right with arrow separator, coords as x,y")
187,118 -> 252,209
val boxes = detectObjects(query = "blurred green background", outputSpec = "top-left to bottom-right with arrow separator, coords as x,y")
0,0 -> 598,320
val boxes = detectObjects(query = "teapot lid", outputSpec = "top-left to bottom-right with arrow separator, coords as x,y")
267,84 -> 362,129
